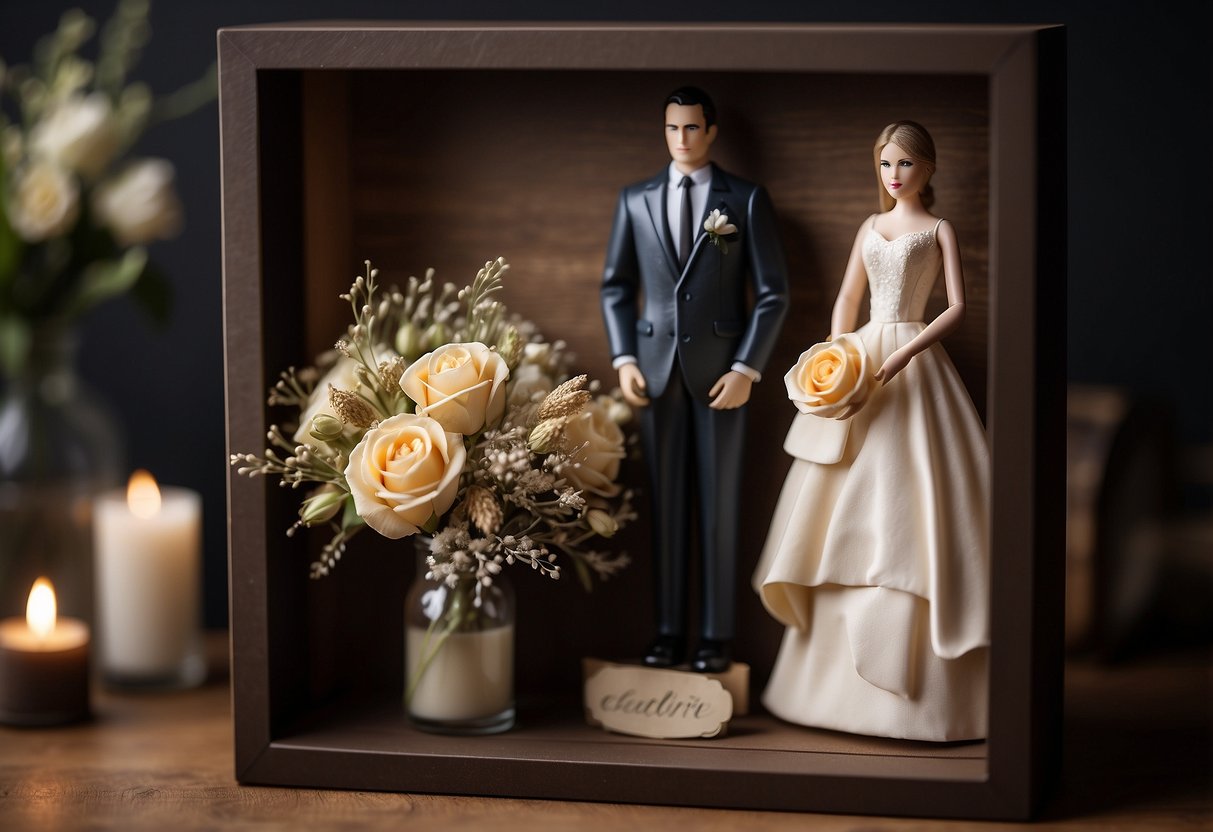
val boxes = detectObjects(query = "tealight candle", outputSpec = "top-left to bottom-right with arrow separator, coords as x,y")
0,578 -> 91,726
94,470 -> 205,688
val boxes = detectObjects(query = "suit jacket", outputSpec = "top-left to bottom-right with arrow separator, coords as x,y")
601,163 -> 789,401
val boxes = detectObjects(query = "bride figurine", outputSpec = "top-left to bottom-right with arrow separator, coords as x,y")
752,121 -> 990,741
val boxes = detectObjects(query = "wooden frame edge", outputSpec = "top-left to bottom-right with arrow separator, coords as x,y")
218,23 -> 1065,819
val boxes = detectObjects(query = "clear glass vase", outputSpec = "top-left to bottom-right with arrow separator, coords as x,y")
404,544 -> 515,735
0,324 -> 124,627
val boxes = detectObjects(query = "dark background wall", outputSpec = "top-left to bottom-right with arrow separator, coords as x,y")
1,1 -> 1208,627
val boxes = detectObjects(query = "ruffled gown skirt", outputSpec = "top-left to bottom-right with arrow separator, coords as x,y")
754,320 -> 990,741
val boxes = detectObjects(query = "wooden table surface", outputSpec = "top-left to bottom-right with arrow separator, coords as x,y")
0,634 -> 1207,831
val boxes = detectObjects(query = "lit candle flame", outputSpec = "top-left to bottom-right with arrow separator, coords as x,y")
127,469 -> 162,519
26,577 -> 57,639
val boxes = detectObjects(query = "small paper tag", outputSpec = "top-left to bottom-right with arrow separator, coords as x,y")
583,661 -> 734,739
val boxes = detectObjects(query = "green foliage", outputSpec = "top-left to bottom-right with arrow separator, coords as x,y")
129,257 -> 172,325
0,150 -> 24,289
0,315 -> 31,378
62,246 -> 147,319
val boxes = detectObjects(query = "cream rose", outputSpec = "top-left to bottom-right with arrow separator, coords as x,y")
6,161 -> 80,242
785,333 -> 879,420
29,92 -> 120,180
92,159 -> 183,245
400,342 -> 508,435
344,413 -> 466,539
562,396 -> 626,497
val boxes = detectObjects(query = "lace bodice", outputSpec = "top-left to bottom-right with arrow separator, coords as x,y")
862,219 -> 944,323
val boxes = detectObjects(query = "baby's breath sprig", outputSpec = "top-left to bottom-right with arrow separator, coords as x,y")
308,524 -> 361,579
498,533 -> 561,580
336,261 -> 396,411
229,427 -> 347,489
392,269 -> 464,362
461,257 -> 508,346
571,546 -> 634,585
266,366 -> 317,409
454,418 -> 631,591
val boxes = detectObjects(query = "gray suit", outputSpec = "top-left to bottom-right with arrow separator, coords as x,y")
601,163 -> 788,643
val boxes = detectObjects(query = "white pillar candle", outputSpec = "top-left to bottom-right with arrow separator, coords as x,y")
93,470 -> 204,687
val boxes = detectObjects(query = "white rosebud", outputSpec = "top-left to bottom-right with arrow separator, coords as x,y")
92,159 -> 184,246
299,485 -> 347,526
586,508 -> 618,538
308,414 -> 346,443
521,341 -> 552,367
395,321 -> 421,359
6,161 -> 80,242
29,92 -> 120,180
292,357 -> 360,445
421,321 -> 449,351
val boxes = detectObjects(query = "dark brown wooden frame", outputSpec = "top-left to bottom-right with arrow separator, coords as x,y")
221,23 -> 1065,819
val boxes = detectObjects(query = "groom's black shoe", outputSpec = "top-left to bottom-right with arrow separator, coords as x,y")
690,639 -> 731,673
642,634 -> 686,668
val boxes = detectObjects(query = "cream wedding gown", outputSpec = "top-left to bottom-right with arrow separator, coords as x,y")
753,216 -> 990,741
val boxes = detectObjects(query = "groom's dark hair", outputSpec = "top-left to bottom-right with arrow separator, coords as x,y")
664,86 -> 717,129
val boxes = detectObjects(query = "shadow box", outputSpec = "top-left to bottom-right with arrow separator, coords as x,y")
220,22 -> 1065,820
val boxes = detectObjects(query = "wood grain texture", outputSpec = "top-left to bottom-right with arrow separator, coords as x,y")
0,634 -> 1206,831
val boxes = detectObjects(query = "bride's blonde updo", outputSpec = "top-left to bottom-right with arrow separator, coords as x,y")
874,121 -> 936,212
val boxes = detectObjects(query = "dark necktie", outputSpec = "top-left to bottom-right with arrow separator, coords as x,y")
678,175 -> 693,268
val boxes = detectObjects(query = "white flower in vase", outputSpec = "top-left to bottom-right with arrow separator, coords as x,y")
6,161 -> 80,242
29,92 -> 121,181
92,159 -> 184,245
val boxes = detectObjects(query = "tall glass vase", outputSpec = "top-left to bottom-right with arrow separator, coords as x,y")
404,543 -> 515,735
0,324 -> 124,626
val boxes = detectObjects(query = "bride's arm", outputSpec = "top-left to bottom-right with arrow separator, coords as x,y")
875,219 -> 967,381
829,221 -> 872,338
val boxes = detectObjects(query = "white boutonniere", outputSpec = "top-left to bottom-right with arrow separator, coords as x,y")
703,209 -> 738,254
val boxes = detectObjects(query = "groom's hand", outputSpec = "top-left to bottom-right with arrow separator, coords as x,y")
618,363 -> 650,407
708,371 -> 752,410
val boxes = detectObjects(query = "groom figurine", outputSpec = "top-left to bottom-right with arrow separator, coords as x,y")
601,87 -> 788,673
